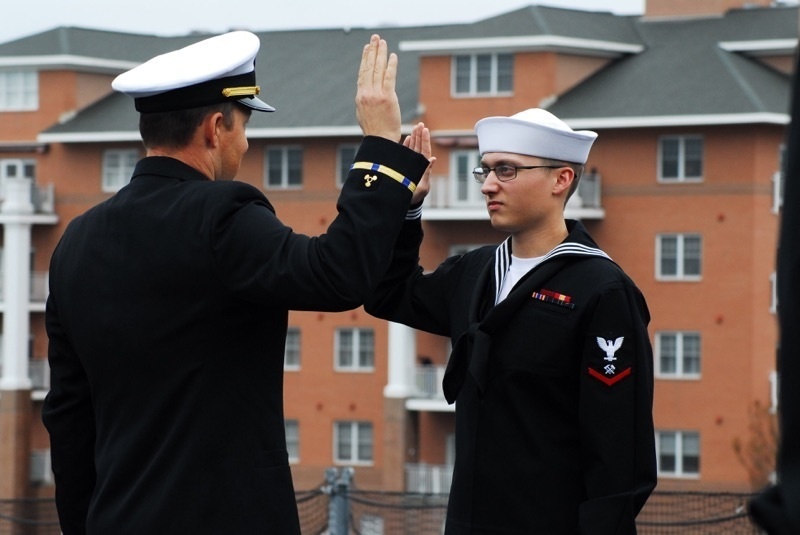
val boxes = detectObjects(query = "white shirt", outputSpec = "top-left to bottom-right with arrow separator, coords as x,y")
496,254 -> 545,304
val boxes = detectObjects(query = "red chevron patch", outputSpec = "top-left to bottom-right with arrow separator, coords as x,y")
588,366 -> 631,387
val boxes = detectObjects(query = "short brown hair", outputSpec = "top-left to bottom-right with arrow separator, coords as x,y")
139,102 -> 237,150
542,158 -> 585,205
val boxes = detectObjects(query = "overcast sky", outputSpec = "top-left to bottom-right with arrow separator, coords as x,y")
3,0 -> 649,44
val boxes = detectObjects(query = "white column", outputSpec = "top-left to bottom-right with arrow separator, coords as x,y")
383,322 -> 416,398
0,178 -> 33,391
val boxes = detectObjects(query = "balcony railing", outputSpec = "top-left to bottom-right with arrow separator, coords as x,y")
0,181 -> 57,223
31,183 -> 55,214
405,463 -> 453,494
0,271 -> 49,304
28,359 -> 49,390
424,172 -> 604,221
0,359 -> 50,391
412,366 -> 447,399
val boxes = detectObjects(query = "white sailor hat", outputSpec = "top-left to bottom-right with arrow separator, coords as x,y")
112,30 -> 274,113
475,108 -> 597,164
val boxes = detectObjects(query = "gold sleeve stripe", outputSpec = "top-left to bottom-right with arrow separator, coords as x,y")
350,162 -> 417,193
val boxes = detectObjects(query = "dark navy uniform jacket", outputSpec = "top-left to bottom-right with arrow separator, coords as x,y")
43,136 -> 428,535
367,219 -> 656,534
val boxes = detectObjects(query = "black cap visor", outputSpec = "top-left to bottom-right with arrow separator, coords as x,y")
236,95 -> 275,112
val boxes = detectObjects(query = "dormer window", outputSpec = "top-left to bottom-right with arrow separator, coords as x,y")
0,71 -> 38,111
452,53 -> 513,96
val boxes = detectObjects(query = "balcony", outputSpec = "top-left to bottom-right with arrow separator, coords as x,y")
405,463 -> 453,494
0,181 -> 58,225
0,271 -> 49,312
405,366 -> 453,412
0,359 -> 49,400
424,172 -> 605,221
28,358 -> 49,391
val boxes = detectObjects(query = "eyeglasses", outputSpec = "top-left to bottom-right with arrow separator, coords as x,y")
472,164 -> 561,183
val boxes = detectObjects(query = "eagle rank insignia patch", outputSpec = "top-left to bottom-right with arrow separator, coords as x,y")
588,336 -> 632,386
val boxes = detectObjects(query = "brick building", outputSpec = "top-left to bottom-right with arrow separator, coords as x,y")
0,0 -> 793,501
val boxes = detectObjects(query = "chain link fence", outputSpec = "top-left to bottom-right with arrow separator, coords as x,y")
0,481 -> 765,534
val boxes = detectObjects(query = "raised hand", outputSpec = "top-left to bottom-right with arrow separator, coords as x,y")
403,122 -> 435,205
355,35 -> 402,143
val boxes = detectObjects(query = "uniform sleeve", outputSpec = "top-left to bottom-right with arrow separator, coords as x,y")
213,135 -> 430,311
364,216 -> 465,338
577,282 -> 657,534
42,293 -> 97,535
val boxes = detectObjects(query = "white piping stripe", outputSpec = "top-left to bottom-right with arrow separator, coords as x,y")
492,239 -> 611,303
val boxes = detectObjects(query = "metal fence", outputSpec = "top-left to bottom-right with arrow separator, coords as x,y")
0,484 -> 765,534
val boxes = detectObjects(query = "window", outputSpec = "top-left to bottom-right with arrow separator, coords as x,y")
0,71 -> 38,111
656,332 -> 701,378
656,431 -> 700,477
284,328 -> 301,370
656,234 -> 702,280
285,420 -> 299,463
334,421 -> 373,464
453,53 -> 513,96
773,143 -> 785,213
359,515 -> 384,535
770,271 -> 778,314
451,151 -> 483,205
335,328 -> 374,371
337,144 -> 358,187
30,449 -> 53,484
0,159 -> 36,198
265,146 -> 303,188
102,149 -> 139,192
769,370 -> 778,414
659,136 -> 703,182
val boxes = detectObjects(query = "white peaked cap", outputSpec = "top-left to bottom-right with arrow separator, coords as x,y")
475,108 -> 597,164
112,31 -> 274,113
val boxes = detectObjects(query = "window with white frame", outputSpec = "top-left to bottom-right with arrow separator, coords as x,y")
453,53 -> 513,96
0,159 -> 36,198
655,331 -> 701,378
656,430 -> 700,477
773,143 -> 785,213
770,271 -> 778,314
285,419 -> 299,463
659,136 -> 703,182
451,150 -> 483,206
335,328 -> 374,371
102,149 -> 139,192
0,71 -> 38,111
334,421 -> 373,464
769,369 -> 779,414
656,233 -> 702,280
30,449 -> 53,484
284,327 -> 301,370
265,146 -> 303,188
337,144 -> 358,187
359,515 -> 384,535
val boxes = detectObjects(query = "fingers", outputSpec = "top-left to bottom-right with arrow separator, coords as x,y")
355,34 -> 402,142
358,35 -> 378,87
403,123 -> 432,156
403,122 -> 435,206
420,123 -> 432,160
358,35 -> 390,88
383,51 -> 397,95
375,38 -> 388,86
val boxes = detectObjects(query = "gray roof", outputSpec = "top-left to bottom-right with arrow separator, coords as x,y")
0,4 -> 794,140
548,6 -> 796,124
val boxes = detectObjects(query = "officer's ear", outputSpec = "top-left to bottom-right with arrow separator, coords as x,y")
201,111 -> 226,149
